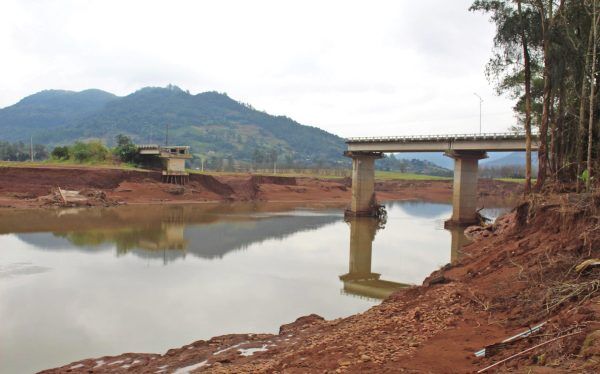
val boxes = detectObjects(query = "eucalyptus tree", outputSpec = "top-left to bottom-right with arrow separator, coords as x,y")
472,0 -> 600,191
470,0 -> 542,192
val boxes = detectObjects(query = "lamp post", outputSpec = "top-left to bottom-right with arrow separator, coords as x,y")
474,93 -> 483,134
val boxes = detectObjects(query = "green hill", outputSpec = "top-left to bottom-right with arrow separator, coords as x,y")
0,85 -> 345,166
0,85 -> 453,175
0,89 -> 117,138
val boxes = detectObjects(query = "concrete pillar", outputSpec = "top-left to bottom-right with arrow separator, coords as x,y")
444,150 -> 487,226
344,151 -> 383,216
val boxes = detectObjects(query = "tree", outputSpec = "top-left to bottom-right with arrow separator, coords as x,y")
518,0 -> 534,193
51,146 -> 70,160
472,0 -> 600,191
113,134 -> 139,164
471,0 -> 542,191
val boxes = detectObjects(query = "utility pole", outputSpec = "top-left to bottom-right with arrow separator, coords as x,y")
474,93 -> 483,134
30,136 -> 33,162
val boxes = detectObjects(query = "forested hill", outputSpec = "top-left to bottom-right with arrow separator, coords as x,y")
0,85 -> 345,166
0,89 -> 117,137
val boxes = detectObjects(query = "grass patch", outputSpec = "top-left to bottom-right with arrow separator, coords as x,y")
495,177 -> 537,184
189,169 -> 450,181
375,171 -> 451,180
0,160 -> 142,170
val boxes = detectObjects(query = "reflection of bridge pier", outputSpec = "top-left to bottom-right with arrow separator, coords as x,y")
339,217 -> 409,300
448,224 -> 472,264
138,223 -> 187,251
340,215 -> 475,300
344,133 -> 538,224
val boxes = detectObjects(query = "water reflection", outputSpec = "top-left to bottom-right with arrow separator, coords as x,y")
0,201 -> 510,373
339,213 -> 474,300
449,225 -> 472,263
339,218 -> 410,300
2,203 -> 343,263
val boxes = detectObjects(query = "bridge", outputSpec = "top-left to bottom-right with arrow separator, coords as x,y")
344,132 -> 538,225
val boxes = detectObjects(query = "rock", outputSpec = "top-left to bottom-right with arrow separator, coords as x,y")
279,314 -> 325,335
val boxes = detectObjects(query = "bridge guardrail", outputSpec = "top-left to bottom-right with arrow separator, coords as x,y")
345,132 -> 539,143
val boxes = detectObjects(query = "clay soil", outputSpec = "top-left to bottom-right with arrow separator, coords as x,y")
38,191 -> 600,373
0,166 -> 519,209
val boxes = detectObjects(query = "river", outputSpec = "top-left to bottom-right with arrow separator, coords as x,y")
0,201 -> 509,373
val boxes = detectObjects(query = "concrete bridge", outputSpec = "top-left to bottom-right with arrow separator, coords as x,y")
344,132 -> 538,225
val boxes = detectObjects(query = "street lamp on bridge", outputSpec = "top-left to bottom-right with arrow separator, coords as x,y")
473,93 -> 483,134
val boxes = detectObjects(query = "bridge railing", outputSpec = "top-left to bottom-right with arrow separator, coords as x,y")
138,144 -> 160,150
346,131 -> 538,143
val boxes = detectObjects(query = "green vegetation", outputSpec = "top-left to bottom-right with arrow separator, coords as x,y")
0,141 -> 48,161
44,135 -> 139,165
375,171 -> 450,181
0,85 -> 345,168
471,0 -> 600,192
376,154 -> 452,177
189,169 -> 448,181
112,134 -> 140,164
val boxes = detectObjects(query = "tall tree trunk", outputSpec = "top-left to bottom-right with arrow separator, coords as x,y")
549,90 -> 557,178
556,81 -> 566,179
587,0 -> 598,191
518,0 -> 533,194
535,37 -> 552,190
577,16 -> 594,192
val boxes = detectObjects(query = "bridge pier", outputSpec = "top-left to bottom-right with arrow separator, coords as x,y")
444,150 -> 488,226
344,151 -> 383,216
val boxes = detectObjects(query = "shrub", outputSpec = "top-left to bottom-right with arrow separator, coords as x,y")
113,134 -> 139,164
51,146 -> 70,160
70,141 -> 109,163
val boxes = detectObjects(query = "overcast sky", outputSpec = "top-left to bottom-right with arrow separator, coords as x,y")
0,0 -> 517,137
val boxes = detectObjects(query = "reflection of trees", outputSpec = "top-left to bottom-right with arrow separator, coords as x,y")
11,203 -> 342,262
53,222 -> 187,254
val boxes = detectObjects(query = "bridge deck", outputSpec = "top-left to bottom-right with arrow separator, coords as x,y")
346,132 -> 538,153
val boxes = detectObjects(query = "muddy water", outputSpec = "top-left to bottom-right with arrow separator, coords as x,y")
0,201 -> 508,373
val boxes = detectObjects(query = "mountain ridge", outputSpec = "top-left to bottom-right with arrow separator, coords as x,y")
0,85 -> 346,166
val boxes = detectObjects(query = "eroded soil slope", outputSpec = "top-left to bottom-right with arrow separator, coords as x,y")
42,193 -> 600,373
0,166 -> 519,208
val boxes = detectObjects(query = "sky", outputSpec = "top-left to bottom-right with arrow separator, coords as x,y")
0,0 -> 518,138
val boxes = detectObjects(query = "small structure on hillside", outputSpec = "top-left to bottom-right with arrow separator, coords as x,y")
138,145 -> 192,184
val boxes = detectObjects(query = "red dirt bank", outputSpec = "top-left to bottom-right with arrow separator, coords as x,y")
38,193 -> 600,373
0,166 -> 518,208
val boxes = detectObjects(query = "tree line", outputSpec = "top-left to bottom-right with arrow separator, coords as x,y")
471,0 -> 600,192
0,141 -> 48,161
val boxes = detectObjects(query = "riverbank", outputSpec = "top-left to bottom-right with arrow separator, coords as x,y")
40,193 -> 600,373
0,166 -> 519,209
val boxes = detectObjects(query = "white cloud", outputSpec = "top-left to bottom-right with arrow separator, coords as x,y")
0,0 -> 516,137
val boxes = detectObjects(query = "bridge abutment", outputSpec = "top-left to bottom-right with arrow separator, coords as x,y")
344,151 -> 383,216
444,150 -> 488,226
